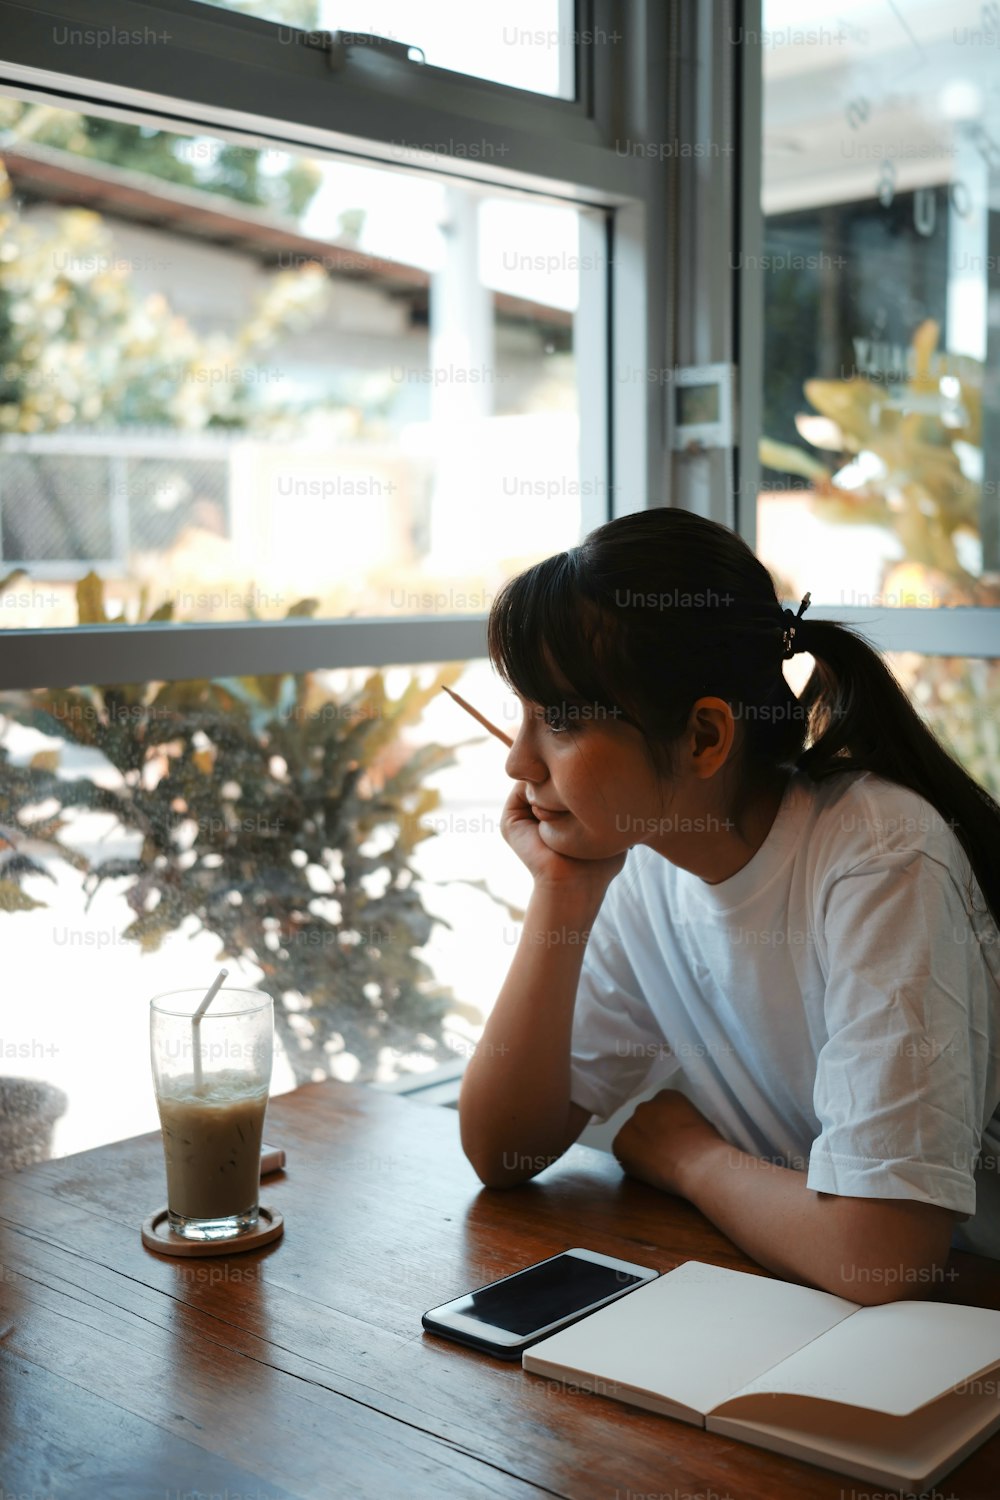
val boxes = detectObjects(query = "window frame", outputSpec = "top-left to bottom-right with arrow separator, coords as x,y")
0,0 -> 669,689
1,0 -> 632,187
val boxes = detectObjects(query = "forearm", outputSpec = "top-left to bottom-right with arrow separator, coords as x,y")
459,882 -> 603,1184
680,1138 -> 947,1304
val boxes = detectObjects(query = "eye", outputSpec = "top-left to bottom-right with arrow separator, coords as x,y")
543,707 -> 571,735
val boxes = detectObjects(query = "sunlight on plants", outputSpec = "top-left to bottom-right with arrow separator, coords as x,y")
762,318 -> 1000,798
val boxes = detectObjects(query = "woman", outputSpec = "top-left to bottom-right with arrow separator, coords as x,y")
458,508 -> 1000,1302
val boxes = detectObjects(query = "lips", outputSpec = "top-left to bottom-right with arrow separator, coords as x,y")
530,803 -> 567,818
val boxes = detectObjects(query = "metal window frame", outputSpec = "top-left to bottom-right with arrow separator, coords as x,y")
0,0 -> 669,687
0,0 -> 642,195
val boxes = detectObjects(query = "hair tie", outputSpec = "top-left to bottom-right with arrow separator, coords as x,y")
781,592 -> 812,658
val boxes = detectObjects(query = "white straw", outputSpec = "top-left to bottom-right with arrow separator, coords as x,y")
194,968 -> 228,1023
192,968 -> 228,1090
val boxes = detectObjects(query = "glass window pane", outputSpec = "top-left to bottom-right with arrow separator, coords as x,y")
758,1 -> 1000,611
0,96 -> 597,626
192,0 -> 577,99
0,657 -> 527,1155
885,651 -> 1000,803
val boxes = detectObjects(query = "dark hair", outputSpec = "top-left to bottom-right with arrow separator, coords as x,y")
487,508 -> 1000,931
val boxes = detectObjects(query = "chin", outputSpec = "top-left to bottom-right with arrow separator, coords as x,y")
542,824 -> 628,860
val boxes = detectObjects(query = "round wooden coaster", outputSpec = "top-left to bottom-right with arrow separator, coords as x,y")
141,1205 -> 283,1258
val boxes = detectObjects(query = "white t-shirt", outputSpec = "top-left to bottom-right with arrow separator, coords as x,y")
568,768 -> 1000,1259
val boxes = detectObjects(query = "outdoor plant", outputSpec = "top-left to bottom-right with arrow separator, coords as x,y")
0,578 -> 86,911
0,572 -> 505,1086
762,317 -> 1000,798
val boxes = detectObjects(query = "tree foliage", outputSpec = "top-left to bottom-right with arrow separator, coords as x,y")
1,574 -> 495,1084
0,160 -> 331,433
0,97 -> 323,221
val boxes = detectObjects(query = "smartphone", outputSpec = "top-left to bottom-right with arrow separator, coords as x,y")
421,1248 -> 661,1360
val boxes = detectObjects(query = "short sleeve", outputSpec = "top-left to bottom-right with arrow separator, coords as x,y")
568,866 -> 677,1124
807,847 -> 998,1216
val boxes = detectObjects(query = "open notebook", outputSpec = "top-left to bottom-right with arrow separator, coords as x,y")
521,1260 -> 1000,1493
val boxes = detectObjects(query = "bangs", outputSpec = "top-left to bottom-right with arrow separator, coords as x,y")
486,550 -> 638,728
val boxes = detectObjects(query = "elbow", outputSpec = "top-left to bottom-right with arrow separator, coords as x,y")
457,1092 -> 520,1187
458,1127 -> 523,1188
458,1091 -> 572,1187
465,1158 -> 532,1189
471,1164 -> 528,1190
461,1138 -> 560,1189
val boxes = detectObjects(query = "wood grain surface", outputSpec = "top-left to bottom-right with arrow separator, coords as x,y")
3,1078 -> 1000,1499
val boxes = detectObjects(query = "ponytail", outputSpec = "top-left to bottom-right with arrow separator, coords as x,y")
794,618 -> 1000,930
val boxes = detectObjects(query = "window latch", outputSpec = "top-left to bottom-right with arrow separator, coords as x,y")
325,31 -> 426,71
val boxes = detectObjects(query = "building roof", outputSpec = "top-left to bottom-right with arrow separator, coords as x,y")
1,139 -> 572,330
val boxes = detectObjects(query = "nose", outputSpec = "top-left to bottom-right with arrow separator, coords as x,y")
504,710 -> 548,786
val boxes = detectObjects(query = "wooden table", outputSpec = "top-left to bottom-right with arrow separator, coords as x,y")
3,1079 -> 1000,1499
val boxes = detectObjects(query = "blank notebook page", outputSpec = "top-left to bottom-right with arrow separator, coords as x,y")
716,1299 -> 1000,1414
524,1260 -> 858,1416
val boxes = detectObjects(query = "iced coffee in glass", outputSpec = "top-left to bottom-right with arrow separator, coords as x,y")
150,987 -> 273,1242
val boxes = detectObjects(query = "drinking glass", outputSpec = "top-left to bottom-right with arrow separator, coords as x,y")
150,987 -> 273,1242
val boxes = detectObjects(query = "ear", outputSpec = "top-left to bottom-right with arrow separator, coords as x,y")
686,696 -> 736,779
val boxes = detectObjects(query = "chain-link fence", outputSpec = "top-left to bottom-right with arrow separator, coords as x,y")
0,432 -> 231,567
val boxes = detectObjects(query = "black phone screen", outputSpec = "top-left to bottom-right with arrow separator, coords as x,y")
460,1254 -> 645,1336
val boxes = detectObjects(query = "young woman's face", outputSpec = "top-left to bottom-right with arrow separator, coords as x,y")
504,689 -> 676,861
502,647 -> 786,879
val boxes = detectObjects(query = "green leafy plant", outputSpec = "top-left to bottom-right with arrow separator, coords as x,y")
762,318 -> 1000,798
0,571 -> 505,1085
